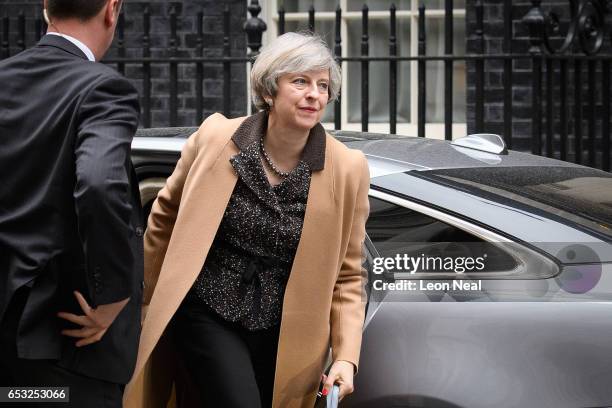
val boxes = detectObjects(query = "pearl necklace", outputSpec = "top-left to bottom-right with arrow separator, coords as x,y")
260,138 -> 291,178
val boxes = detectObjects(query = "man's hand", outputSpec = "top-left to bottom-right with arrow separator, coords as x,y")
58,291 -> 130,347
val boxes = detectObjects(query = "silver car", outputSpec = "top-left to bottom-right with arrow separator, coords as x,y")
132,129 -> 612,408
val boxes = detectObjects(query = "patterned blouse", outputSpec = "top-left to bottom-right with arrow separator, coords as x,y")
190,112 -> 326,330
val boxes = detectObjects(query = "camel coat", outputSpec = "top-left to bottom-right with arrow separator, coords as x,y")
123,112 -> 370,408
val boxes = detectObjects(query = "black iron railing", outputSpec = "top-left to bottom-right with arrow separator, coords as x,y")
102,3 -> 255,128
523,0 -> 611,169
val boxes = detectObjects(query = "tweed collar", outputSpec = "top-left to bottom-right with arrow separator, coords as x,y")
231,111 -> 326,171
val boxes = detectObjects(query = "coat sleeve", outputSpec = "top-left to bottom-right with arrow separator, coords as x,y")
330,152 -> 370,374
142,131 -> 199,307
74,75 -> 140,307
141,113 -> 226,325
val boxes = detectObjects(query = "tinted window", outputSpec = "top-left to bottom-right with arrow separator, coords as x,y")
366,196 -> 517,274
415,166 -> 612,241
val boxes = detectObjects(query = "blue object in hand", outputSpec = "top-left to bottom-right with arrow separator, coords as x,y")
327,384 -> 340,408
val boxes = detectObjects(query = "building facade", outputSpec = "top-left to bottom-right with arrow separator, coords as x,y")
1,1 -> 611,168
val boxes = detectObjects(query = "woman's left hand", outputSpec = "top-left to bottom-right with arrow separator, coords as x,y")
321,360 -> 355,401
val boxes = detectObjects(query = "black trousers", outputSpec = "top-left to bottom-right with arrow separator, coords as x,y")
0,287 -> 123,408
172,293 -> 280,408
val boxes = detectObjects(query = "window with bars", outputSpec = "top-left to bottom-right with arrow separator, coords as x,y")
260,0 -> 467,138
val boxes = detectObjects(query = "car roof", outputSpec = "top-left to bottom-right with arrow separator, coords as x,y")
332,130 -> 582,178
134,127 -> 583,179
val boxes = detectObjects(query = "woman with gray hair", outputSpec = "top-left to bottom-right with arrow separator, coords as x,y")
124,32 -> 370,408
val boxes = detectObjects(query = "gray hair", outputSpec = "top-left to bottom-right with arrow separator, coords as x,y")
250,32 -> 341,111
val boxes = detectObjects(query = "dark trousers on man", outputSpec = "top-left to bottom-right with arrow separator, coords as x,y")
172,293 -> 280,408
0,287 -> 123,408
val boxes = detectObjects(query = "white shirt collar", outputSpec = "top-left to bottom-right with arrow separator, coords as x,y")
46,32 -> 96,62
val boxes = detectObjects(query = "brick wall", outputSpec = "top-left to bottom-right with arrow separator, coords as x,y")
0,0 -> 249,128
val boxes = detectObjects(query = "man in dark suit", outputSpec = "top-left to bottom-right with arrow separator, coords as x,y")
0,0 -> 143,405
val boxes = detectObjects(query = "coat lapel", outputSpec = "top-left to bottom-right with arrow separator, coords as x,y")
273,136 -> 339,407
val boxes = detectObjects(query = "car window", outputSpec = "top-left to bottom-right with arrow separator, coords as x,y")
366,196 -> 518,275
414,166 -> 612,242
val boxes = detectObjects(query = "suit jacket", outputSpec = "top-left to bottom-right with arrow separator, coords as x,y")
0,34 -> 144,384
123,112 -> 370,407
